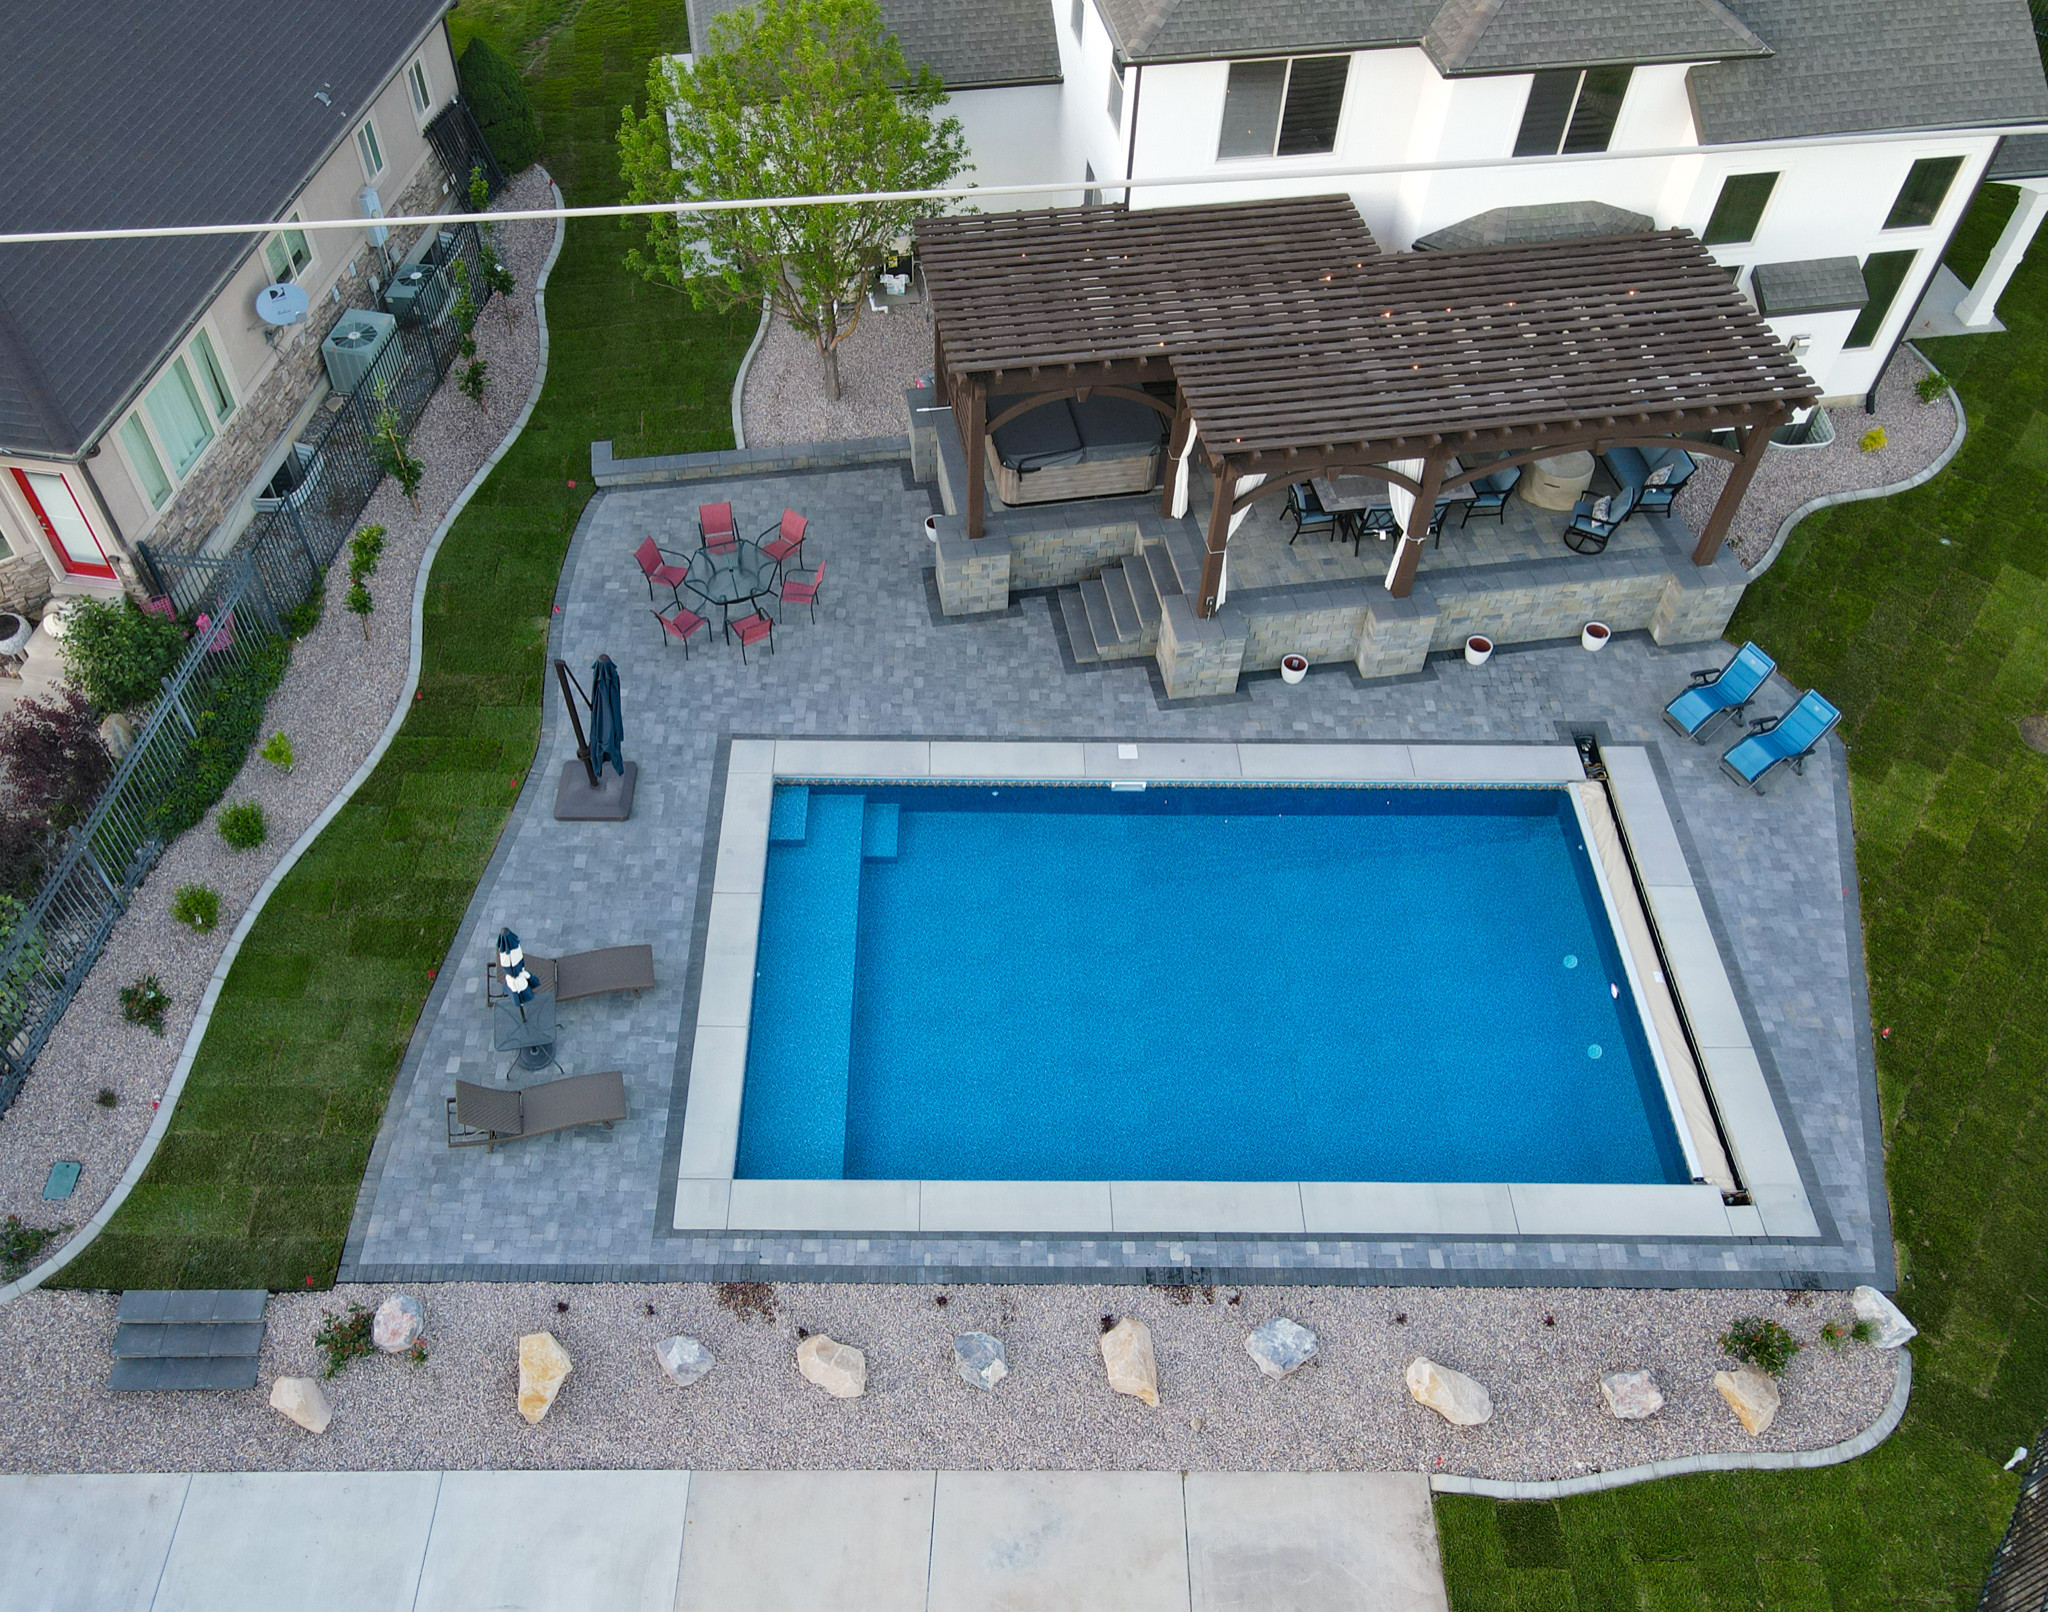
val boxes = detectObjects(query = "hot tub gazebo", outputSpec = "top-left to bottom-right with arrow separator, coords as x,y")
915,196 -> 1816,622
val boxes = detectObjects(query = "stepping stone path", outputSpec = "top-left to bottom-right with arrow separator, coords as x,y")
109,1291 -> 266,1392
954,1331 -> 1008,1391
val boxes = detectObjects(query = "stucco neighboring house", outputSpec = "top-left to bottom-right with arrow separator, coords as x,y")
0,0 -> 467,618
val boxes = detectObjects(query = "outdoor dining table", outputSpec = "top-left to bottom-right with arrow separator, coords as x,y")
684,538 -> 778,629
1311,470 -> 1474,552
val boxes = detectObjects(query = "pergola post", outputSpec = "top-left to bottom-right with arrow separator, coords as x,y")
1196,454 -> 1234,616
931,326 -> 950,404
1693,422 -> 1773,565
964,378 -> 987,539
1160,398 -> 1193,518
1387,452 -> 1445,597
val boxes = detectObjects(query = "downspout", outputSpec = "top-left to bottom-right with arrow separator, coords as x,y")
1123,64 -> 1142,205
1864,150 -> 1991,413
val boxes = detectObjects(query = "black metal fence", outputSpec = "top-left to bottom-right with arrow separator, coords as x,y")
426,99 -> 507,198
1981,1433 -> 2048,1611
139,220 -> 497,620
0,563 -> 286,1106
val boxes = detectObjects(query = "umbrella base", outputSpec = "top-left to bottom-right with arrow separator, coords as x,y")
554,759 -> 637,821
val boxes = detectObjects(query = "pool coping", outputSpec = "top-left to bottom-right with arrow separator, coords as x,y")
670,739 -> 1818,1244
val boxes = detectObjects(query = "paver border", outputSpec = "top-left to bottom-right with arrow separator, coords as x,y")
0,177 -> 571,1307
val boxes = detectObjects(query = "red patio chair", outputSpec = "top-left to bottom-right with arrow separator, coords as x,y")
141,595 -> 177,619
698,502 -> 739,552
634,536 -> 690,604
759,509 -> 808,575
778,559 -> 826,624
728,609 -> 774,662
651,604 -> 708,657
193,610 -> 235,653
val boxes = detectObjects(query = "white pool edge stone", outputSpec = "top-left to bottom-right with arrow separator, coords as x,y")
675,738 -> 1814,1242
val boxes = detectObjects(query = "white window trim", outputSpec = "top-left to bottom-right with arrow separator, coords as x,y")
408,58 -> 434,121
356,117 -> 385,180
1214,56 -> 1353,165
264,211 -> 316,284
115,321 -> 240,519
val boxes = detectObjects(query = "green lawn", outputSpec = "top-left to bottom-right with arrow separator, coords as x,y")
58,0 -> 752,1290
1439,183 -> 2048,1608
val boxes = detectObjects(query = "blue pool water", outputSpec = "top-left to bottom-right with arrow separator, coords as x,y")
736,783 -> 1687,1185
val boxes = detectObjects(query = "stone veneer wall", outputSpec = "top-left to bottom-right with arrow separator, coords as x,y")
0,552 -> 56,619
138,161 -> 448,561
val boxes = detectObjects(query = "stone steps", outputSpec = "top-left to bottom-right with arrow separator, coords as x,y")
1057,587 -> 1099,663
1078,576 -> 1151,662
109,1290 -> 266,1391
1162,529 -> 1206,596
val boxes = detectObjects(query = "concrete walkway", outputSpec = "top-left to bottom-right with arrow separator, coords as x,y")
0,1468 -> 1447,1612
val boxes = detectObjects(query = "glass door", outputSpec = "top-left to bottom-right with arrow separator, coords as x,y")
11,468 -> 115,579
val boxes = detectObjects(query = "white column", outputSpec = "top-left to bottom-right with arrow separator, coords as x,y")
1956,179 -> 2048,328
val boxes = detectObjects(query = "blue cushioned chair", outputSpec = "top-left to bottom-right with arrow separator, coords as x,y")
1285,481 -> 1337,545
1602,446 -> 1697,516
1663,641 -> 1776,742
1721,690 -> 1841,793
1457,464 -> 1522,527
1563,483 -> 1639,554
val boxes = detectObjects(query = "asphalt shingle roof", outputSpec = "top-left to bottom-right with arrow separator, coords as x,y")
0,0 -> 448,460
1421,0 -> 1766,74
686,0 -> 1062,90
1687,0 -> 2048,142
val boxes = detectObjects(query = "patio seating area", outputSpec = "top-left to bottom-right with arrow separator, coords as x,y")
635,500 -> 830,662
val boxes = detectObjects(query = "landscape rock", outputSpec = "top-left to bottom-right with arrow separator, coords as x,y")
1714,1366 -> 1781,1436
1099,1318 -> 1159,1406
518,1332 -> 572,1424
1245,1318 -> 1318,1379
373,1294 -> 425,1354
1405,1356 -> 1494,1426
953,1331 -> 1008,1391
655,1335 -> 714,1388
268,1376 -> 332,1434
1851,1286 -> 1917,1349
797,1334 -> 866,1398
1599,1370 -> 1665,1420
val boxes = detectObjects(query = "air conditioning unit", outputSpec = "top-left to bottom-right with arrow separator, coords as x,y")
384,260 -> 445,324
321,308 -> 397,395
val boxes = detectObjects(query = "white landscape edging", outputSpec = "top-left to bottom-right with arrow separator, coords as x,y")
0,177 -> 570,1308
729,294 -> 774,450
1430,1349 -> 1912,1499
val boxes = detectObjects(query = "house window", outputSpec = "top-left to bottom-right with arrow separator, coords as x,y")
1703,172 -> 1778,246
408,58 -> 432,115
1513,66 -> 1633,158
356,118 -> 384,179
116,328 -> 238,513
12,469 -> 114,578
119,415 -> 173,510
264,216 -> 313,283
1846,251 -> 1917,348
1070,0 -> 1084,38
191,329 -> 235,423
145,359 -> 214,476
1216,55 -> 1350,160
1884,156 -> 1964,230
1107,64 -> 1124,130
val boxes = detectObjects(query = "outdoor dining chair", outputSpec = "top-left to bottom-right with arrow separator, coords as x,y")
1663,641 -> 1776,742
1563,484 -> 1640,554
698,502 -> 739,552
634,536 -> 690,604
778,560 -> 826,623
1456,465 -> 1522,526
759,509 -> 809,575
1285,482 -> 1338,545
729,608 -> 775,662
1720,690 -> 1841,793
651,603 -> 708,657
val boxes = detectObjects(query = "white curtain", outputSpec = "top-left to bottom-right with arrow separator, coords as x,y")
1226,472 -> 1267,537
1169,418 -> 1200,519
1382,457 -> 1428,592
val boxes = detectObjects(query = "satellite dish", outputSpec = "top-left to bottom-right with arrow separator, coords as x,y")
256,282 -> 310,327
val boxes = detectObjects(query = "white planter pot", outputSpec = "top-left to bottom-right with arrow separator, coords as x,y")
1582,621 -> 1612,652
1464,635 -> 1494,667
1280,654 -> 1308,685
923,515 -> 940,544
0,613 -> 30,657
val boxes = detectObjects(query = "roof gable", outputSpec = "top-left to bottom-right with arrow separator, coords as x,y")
1422,0 -> 1767,74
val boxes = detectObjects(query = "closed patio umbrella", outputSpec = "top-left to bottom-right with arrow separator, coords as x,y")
589,654 -> 625,779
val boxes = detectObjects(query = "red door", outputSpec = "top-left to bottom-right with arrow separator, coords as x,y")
11,468 -> 116,579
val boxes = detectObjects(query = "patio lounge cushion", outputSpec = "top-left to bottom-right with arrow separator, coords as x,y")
1665,642 -> 1775,736
1604,445 -> 1696,496
989,396 -> 1084,472
1070,393 -> 1169,460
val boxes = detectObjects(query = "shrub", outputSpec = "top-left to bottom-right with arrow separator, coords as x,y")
0,893 -> 48,1045
170,883 -> 220,932
459,37 -> 540,172
57,597 -> 187,715
260,731 -> 294,770
1720,1315 -> 1802,1377
1859,425 -> 1888,453
218,801 -> 268,850
370,385 -> 425,510
120,974 -> 170,1036
0,685 -> 113,873
1915,369 -> 1950,404
95,1088 -> 118,1107
281,584 -> 325,641
1,1215 -> 68,1277
149,637 -> 288,842
460,358 -> 490,412
314,1302 -> 376,1377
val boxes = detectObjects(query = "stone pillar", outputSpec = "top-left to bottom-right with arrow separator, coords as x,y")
1355,588 -> 1438,680
933,521 -> 1009,615
1156,593 -> 1245,698
1956,179 -> 2048,329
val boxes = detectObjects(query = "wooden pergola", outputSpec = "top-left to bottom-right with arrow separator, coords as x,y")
917,197 -> 1817,614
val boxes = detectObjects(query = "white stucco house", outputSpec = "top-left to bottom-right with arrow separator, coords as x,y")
692,0 -> 2048,406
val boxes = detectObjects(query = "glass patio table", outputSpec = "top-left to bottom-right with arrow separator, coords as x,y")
684,538 -> 778,629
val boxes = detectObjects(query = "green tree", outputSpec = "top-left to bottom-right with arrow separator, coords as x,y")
617,0 -> 969,400
459,37 -> 541,173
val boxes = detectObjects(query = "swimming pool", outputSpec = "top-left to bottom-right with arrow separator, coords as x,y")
735,779 -> 1690,1186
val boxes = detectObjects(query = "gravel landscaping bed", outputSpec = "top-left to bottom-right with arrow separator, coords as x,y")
1677,344 -> 1961,570
0,1280 -> 1898,1479
0,168 -> 560,1284
740,302 -> 933,446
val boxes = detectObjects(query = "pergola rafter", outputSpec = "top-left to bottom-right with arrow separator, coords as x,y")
917,197 -> 1816,614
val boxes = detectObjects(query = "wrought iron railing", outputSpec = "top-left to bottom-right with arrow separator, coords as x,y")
1981,1432 -> 2048,1612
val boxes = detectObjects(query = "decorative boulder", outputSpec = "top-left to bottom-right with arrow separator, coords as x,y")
373,1294 -> 425,1354
1714,1366 -> 1780,1436
268,1375 -> 332,1434
1851,1286 -> 1917,1349
954,1331 -> 1008,1391
797,1334 -> 866,1399
1245,1318 -> 1318,1379
1599,1370 -> 1665,1421
656,1335 -> 715,1388
518,1331 -> 572,1424
1099,1318 -> 1159,1407
1405,1356 -> 1493,1426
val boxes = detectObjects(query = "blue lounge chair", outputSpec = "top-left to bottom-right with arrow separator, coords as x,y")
1721,690 -> 1841,792
1663,641 -> 1776,742
1563,483 -> 1639,554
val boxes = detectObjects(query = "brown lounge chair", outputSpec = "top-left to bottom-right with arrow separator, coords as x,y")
446,1069 -> 627,1152
489,944 -> 656,1004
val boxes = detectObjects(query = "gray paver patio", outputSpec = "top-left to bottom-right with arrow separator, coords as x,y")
341,454 -> 1888,1287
